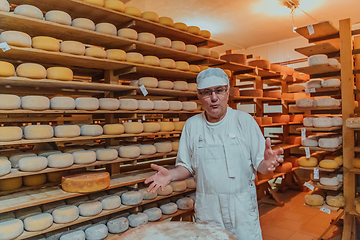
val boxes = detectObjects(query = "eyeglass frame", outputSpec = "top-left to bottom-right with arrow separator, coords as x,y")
197,86 -> 229,98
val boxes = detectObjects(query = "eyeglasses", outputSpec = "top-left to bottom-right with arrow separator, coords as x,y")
198,87 -> 228,98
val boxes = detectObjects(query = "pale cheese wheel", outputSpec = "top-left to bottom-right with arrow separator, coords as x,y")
182,101 -> 197,111
17,63 -> 47,79
96,149 -> 118,161
299,156 -> 318,167
332,117 -> 342,126
302,138 -> 318,147
118,28 -> 138,40
296,98 -> 314,108
103,124 -> 124,135
47,153 -> 74,168
128,213 -> 148,228
121,191 -> 143,205
305,194 -> 324,206
319,159 -> 339,169
85,47 -> 107,58
21,95 -> 49,110
0,177 -> 22,190
0,30 -> 31,47
0,61 -> 15,77
99,98 -> 120,110
107,216 -> 129,234
54,125 -> 80,138
303,117 -> 314,127
174,121 -> 185,131
138,32 -> 156,44
171,41 -> 186,51
154,141 -> 172,152
170,181 -> 186,191
138,77 -> 158,87
52,205 -> 79,223
321,78 -> 340,88
155,37 -> 171,48
188,26 -> 200,35
143,207 -> 162,221
0,126 -> 22,142
308,54 -> 328,66
326,195 -> 345,207
96,22 -> 117,35
173,81 -> 188,90
153,100 -> 169,110
106,49 -> 126,61
72,18 -> 96,31
160,58 -> 176,69
159,16 -> 174,26
47,67 -> 73,81
318,137 -> 340,148
24,125 -> 53,139
24,213 -> 53,231
210,50 -> 220,59
320,175 -> 339,186
18,156 -> 47,172
168,101 -> 182,110
200,30 -> 211,38
123,121 -> 143,133
124,6 -> 141,17
0,0 -> 9,12
189,65 -> 200,73
159,122 -> 174,132
119,98 -> 138,110
84,0 -> 104,6
158,80 -> 174,89
171,140 -> 179,151
313,117 -> 332,128
72,150 -> 96,164
315,97 -> 338,107
126,52 -> 144,63
32,36 -> 60,52
60,41 -> 86,55
160,202 -> 178,214
45,10 -> 71,25
143,122 -> 161,133
174,22 -> 187,31
198,48 -> 211,57
14,5 -> 43,19
185,178 -> 196,189
141,11 -> 159,22
99,195 -> 121,209
60,230 -> 85,240
0,219 -> 23,240
23,174 -> 46,186
75,97 -> 99,110
185,44 -> 198,54
104,0 -> 125,12
119,145 -> 140,158
78,201 -> 102,216
175,61 -> 190,71
176,197 -> 194,210
138,100 -> 154,110
0,158 -> 11,176
9,152 -> 37,168
139,144 -> 157,155
80,124 -> 103,136
0,94 -> 20,109
328,58 -> 341,69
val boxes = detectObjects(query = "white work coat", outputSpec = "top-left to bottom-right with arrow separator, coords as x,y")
176,107 -> 265,239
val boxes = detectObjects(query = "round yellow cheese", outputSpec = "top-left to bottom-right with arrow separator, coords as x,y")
143,122 -> 161,133
0,61 -> 15,77
185,45 -> 198,54
47,153 -> 74,168
188,83 -> 198,91
138,99 -> 154,110
143,56 -> 160,66
103,124 -> 124,135
123,122 -> 143,133
23,174 -> 47,186
155,37 -> 171,48
124,6 -> 141,17
170,181 -> 186,191
0,219 -> 23,240
14,4 -> 43,19
138,32 -> 156,44
200,30 -> 211,38
334,156 -> 343,166
0,177 -> 22,190
319,160 -> 339,169
305,194 -> 324,206
16,63 -> 47,79
141,11 -> 159,22
85,47 -> 107,58
175,61 -> 190,71
32,36 -> 60,52
174,121 -> 185,131
24,125 -> 53,139
118,28 -> 138,40
159,16 -> 174,27
174,22 -> 187,31
21,95 -> 50,110
138,77 -> 158,88
47,171 -> 67,183
45,10 -> 72,25
185,178 -> 196,189
157,184 -> 173,196
54,125 -> 80,138
119,98 -> 138,110
182,101 -> 197,111
50,96 -> 75,110
0,0 -> 10,12
104,0 -> 125,12
95,22 -> 117,35
198,48 -> 211,57
160,59 -> 176,69
72,18 -> 96,31
159,122 -> 174,132
75,97 -> 99,110
126,52 -> 144,63
171,41 -> 186,51
96,148 -> 118,161
83,0 -> 104,6
47,67 -> 73,81
119,145 -> 140,158
173,81 -> 189,91
139,144 -> 156,155
158,80 -> 174,89
60,41 -> 86,55
106,49 -> 126,61
0,94 -> 20,109
299,156 -> 318,167
188,26 -> 200,35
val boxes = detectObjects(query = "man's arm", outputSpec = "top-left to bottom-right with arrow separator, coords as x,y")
257,138 -> 284,174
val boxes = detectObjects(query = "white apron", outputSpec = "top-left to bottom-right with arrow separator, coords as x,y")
191,114 -> 262,240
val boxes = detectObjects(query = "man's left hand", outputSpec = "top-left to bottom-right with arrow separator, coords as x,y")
263,137 -> 284,171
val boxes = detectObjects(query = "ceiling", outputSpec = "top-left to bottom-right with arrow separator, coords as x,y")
124,0 -> 360,53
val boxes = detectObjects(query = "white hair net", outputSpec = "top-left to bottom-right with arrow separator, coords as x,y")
196,68 -> 229,90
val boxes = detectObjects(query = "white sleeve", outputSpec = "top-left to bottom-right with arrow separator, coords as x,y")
249,117 -> 265,171
175,122 -> 195,175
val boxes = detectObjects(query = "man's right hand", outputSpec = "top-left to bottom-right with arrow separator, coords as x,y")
144,164 -> 172,193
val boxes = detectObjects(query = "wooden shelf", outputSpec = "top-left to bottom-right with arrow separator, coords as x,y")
289,105 -> 341,113
349,209 -> 360,216
295,64 -> 341,76
296,126 -> 342,132
299,145 -> 342,152
259,122 -> 303,128
349,168 -> 360,174
299,166 -> 339,172
311,181 -> 342,191
273,143 -> 300,151
256,172 -> 285,186
295,21 -> 339,43
295,42 -> 340,57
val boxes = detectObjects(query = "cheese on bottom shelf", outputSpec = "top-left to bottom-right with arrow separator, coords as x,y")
61,172 -> 110,193
59,230 -> 85,240
119,146 -> 140,158
107,216 -> 129,234
72,18 -> 96,31
54,125 -> 81,138
103,124 -> 124,135
0,126 -> 22,142
0,219 -> 24,240
23,174 -> 47,186
24,125 -> 54,139
72,150 -> 96,164
143,207 -> 162,221
24,213 -> 53,231
0,61 -> 15,77
85,224 -> 108,240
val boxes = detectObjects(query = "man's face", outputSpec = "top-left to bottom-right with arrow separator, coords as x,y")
197,85 -> 229,122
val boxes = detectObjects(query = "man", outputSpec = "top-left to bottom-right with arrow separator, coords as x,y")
145,68 -> 283,239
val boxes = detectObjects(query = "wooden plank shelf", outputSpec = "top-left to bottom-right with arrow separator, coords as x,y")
349,168 -> 360,174
295,42 -> 340,57
349,209 -> 360,216
307,87 -> 341,96
295,64 -> 341,76
296,126 -> 342,132
259,122 -> 303,128
295,21 -> 339,43
299,166 -> 339,172
0,131 -> 182,146
273,143 -> 300,151
299,145 -> 342,152
311,181 -> 343,191
256,172 -> 285,186
289,105 -> 341,113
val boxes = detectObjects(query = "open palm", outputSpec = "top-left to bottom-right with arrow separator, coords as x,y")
144,164 -> 172,193
264,138 -> 284,171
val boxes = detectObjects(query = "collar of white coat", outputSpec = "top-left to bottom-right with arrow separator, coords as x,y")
202,106 -> 231,126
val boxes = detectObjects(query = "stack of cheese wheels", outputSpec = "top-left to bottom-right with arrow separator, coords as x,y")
72,18 -> 96,31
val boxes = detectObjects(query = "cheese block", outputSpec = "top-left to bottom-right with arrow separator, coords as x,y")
60,41 -> 86,55
24,213 -> 53,231
0,94 -> 20,109
139,144 -> 156,155
72,150 -> 96,164
182,101 -> 197,111
47,67 -> 73,81
17,63 -> 47,79
21,95 -> 49,110
328,58 -> 341,69
99,98 -> 120,110
173,81 -> 188,90
47,153 -> 74,168
308,54 -> 328,66
275,161 -> 293,173
160,58 -> 176,68
155,37 -> 171,48
52,205 -> 79,223
18,156 -> 47,172
200,30 -> 211,38
78,201 -> 102,216
107,216 -> 129,234
188,26 -> 200,35
153,100 -> 169,110
346,118 -> 360,128
174,121 -> 185,131
84,0 -> 104,6
168,101 -> 182,110
175,61 -> 190,71
171,140 -> 179,151
126,52 -> 144,63
45,10 -> 71,25
138,100 -> 154,110
313,117 -> 332,128
321,78 -> 340,88
124,6 -> 141,17
80,124 -> 103,136
174,22 -> 187,31
143,122 -> 161,133
185,44 -> 198,54
14,4 -> 43,19
128,213 -> 148,227
0,158 -> 11,176
159,122 -> 175,132
171,41 -> 186,51
143,56 -> 160,66
170,181 -> 186,191
95,22 -> 117,35
54,125 -> 80,138
96,149 -> 118,161
138,77 -> 158,87
0,61 -> 15,77
119,98 -> 138,110
0,219 -> 23,240
240,89 -> 263,97
139,188 -> 157,199
198,48 -> 211,57
99,195 -> 121,209
104,0 -> 125,12
106,49 -> 126,61
119,146 -> 140,158
303,117 -> 314,127
62,172 -> 110,193
176,197 -> 194,210
248,59 -> 270,70
158,80 -> 174,89
85,47 -> 107,58
157,184 -> 173,196
0,30 -> 32,48
318,137 -> 340,148
326,195 -> 345,207
75,97 -> 99,110
0,0 -> 9,12
159,16 -> 174,26
315,97 -> 339,107
123,122 -> 143,133
103,124 -> 124,135
72,18 -> 96,30
9,152 -> 37,168
143,207 -> 162,221
299,156 -> 318,167
296,98 -> 314,107
319,159 -> 339,169
302,138 -> 318,147
24,125 -> 53,139
118,28 -> 138,40
59,230 -> 85,240
138,32 -> 156,44
121,191 -> 143,205
160,202 -> 178,214
305,194 -> 324,206
320,175 -> 339,186
0,126 -> 22,142
23,174 -> 46,186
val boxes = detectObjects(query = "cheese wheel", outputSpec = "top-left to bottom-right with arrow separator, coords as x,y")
107,216 -> 129,234
47,67 -> 73,81
54,125 -> 80,138
143,207 -> 162,221
275,161 -> 293,173
60,230 -> 85,240
175,61 -> 190,71
126,52 -> 144,63
176,197 -> 194,210
296,98 -> 314,107
174,22 -> 187,31
158,80 -> 174,89
103,124 -> 124,135
319,159 -> 339,169
50,97 -> 74,110
106,49 -> 126,61
86,224 -> 109,239
299,156 -> 318,167
143,56 -> 160,66
319,137 -> 340,148
174,121 -> 185,131
154,141 -> 172,152
85,47 -> 107,58
153,100 -> 169,110
99,98 -> 120,110
138,100 -> 154,110
0,30 -> 32,48
182,101 -> 197,111
72,150 -> 96,164
24,125 -> 53,139
159,122 -> 175,132
72,18 -> 96,31
14,5 -> 43,19
320,175 -> 339,186
123,121 -> 143,133
315,98 -> 338,107
0,94 -> 20,109
84,0 -> 104,6
96,22 -> 117,35
0,0 -> 9,12
0,177 -> 22,190
31,36 -> 60,52
321,78 -> 340,88
308,54 -> 328,66
138,32 -> 156,44
24,213 -> 53,231
52,205 -> 79,223
173,81 -> 188,91
45,10 -> 71,25
0,158 -> 11,176
334,156 -> 343,166
18,156 -> 47,172
119,98 -> 138,110
139,144 -> 157,155
62,172 -> 110,193
156,184 -> 173,196
119,146 -> 140,158
198,48 -> 211,57
306,79 -> 322,89
171,140 -> 179,151
305,194 -> 324,206
160,202 -> 178,214
210,50 -> 220,59
313,117 -> 332,128
160,58 -> 176,68
0,219 -> 23,240
47,153 -> 74,168
332,117 -> 342,126
183,45 -> 198,54
128,213 -> 148,228
9,152 -> 37,168
187,26 -> 200,35
21,95 -> 49,110
200,30 -> 211,38
328,58 -> 341,69
104,0 -> 125,12
124,6 -> 141,17
80,124 -> 103,136
326,195 -> 345,207
185,178 -> 196,189
96,149 -> 117,161
138,188 -> 157,200
118,28 -> 138,40
23,174 -> 46,186
78,201 -> 102,216
17,63 -> 47,79
159,16 -> 174,26
0,126 -> 22,142
75,97 -> 99,110
143,122 -> 161,133
121,191 -> 143,205
155,37 -> 171,48
100,195 -> 121,209
170,181 -> 186,191
0,61 -> 15,77
141,11 -> 159,22
168,101 -> 182,110
138,77 -> 158,87
303,117 -> 314,127
60,41 -> 86,55
171,41 -> 186,51
302,138 -> 318,147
